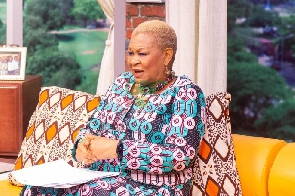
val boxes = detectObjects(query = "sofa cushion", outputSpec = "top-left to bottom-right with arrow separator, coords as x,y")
268,143 -> 295,196
8,86 -> 100,186
192,92 -> 242,196
0,180 -> 22,195
232,134 -> 286,196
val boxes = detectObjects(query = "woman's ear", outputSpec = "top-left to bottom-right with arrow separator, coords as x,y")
164,48 -> 173,65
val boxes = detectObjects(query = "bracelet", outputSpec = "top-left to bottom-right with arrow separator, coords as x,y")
72,139 -> 81,162
72,137 -> 86,162
116,140 -> 123,162
78,138 -> 86,145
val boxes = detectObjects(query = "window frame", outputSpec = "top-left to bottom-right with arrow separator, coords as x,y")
126,0 -> 165,3
6,0 -> 23,46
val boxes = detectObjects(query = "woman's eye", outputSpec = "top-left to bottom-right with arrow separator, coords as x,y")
127,51 -> 133,56
139,53 -> 146,56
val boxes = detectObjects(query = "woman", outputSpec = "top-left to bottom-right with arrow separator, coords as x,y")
20,20 -> 206,196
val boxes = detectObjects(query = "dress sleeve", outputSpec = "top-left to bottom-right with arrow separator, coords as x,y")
71,99 -> 106,161
71,72 -> 131,162
120,83 -> 206,174
71,90 -> 111,161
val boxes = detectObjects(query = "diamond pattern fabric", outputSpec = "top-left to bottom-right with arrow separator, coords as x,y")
192,92 -> 242,196
8,86 -> 100,186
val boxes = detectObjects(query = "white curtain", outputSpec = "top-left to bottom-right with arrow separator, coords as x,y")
166,0 -> 227,97
166,0 -> 197,84
197,0 -> 227,96
96,0 -> 115,95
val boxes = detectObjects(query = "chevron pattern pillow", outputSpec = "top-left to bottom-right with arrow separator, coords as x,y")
8,86 -> 100,186
192,92 -> 242,196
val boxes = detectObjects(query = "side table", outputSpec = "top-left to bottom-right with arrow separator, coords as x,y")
0,75 -> 42,156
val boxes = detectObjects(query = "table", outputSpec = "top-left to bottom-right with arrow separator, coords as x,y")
0,75 -> 42,156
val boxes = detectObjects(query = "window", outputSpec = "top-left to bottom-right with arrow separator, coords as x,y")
0,0 -> 6,44
228,0 -> 295,142
126,0 -> 165,2
3,0 -> 109,95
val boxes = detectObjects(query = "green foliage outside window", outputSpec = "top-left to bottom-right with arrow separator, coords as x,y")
228,0 -> 295,141
23,0 -> 81,90
22,0 -> 106,94
71,0 -> 105,27
0,1 -> 6,44
0,19 -> 5,44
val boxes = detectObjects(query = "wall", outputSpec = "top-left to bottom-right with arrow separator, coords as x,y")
125,2 -> 166,40
125,2 -> 166,71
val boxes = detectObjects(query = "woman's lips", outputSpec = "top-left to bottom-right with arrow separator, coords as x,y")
133,70 -> 144,78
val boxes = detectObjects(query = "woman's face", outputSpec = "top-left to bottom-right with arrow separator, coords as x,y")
127,33 -> 166,84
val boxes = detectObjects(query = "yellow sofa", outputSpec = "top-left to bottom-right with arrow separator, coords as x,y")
232,134 -> 295,196
1,134 -> 295,195
0,180 -> 22,195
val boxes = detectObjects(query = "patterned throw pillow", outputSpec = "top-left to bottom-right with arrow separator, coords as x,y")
8,86 -> 100,186
192,92 -> 242,196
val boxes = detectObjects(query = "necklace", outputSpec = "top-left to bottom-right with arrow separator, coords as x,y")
138,73 -> 174,95
134,73 -> 174,108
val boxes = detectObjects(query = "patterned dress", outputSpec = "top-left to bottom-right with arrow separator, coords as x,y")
20,72 -> 206,196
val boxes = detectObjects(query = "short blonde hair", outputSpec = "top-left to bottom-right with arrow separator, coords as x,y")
132,20 -> 177,65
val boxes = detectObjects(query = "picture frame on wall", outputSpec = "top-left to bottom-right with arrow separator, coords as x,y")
0,46 -> 27,80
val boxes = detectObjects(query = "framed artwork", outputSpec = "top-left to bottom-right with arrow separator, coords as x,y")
0,47 -> 27,80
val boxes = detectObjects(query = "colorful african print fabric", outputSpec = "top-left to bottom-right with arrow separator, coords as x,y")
20,72 -> 206,196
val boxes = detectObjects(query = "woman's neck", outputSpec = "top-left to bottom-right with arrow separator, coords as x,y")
131,76 -> 176,96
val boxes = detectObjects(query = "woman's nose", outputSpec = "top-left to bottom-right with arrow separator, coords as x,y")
129,56 -> 139,66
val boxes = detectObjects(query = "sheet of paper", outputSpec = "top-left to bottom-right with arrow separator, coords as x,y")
11,159 -> 119,188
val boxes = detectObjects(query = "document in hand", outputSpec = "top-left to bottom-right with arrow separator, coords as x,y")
11,159 -> 120,188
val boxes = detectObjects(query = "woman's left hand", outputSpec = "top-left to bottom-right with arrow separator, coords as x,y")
75,136 -> 97,165
87,136 -> 119,160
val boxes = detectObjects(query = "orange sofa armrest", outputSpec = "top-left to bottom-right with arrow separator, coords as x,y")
269,143 -> 295,196
232,134 -> 286,196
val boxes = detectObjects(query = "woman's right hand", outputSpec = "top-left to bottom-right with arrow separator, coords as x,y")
75,137 -> 97,165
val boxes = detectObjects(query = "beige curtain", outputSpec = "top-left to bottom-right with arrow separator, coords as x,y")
166,0 -> 227,97
96,0 -> 115,95
166,0 -> 198,84
197,0 -> 227,96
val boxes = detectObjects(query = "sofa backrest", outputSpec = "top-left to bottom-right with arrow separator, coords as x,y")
9,88 -> 245,196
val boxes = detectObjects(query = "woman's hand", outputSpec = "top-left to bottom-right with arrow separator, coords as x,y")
75,135 -> 97,165
87,136 -> 119,160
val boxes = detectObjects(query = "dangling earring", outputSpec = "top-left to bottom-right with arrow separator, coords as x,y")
165,65 -> 171,76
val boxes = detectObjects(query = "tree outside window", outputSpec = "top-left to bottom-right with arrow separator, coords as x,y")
228,0 -> 295,142
0,0 -> 108,95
